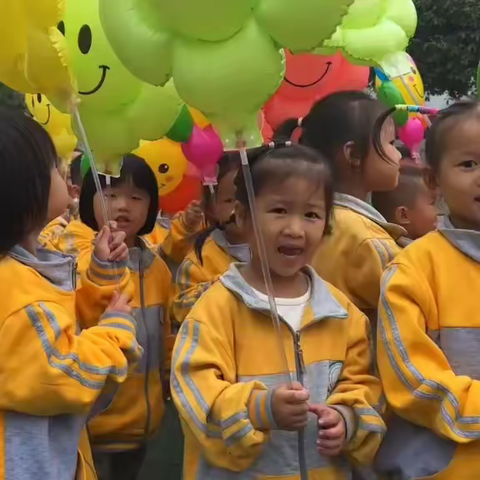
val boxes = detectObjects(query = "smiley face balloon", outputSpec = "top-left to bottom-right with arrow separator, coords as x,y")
26,93 -> 77,159
55,0 -> 183,174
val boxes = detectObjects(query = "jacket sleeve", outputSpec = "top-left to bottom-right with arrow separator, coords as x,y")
347,238 -> 400,311
158,214 -> 197,265
378,262 -> 480,444
172,258 -> 214,324
172,319 -> 272,472
0,301 -> 142,416
76,254 -> 134,329
57,222 -> 95,275
327,307 -> 386,465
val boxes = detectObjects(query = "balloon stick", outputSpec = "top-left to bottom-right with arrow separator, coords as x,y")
238,146 -> 291,388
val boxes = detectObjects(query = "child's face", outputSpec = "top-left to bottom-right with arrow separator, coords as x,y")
399,185 -> 438,240
435,117 -> 480,231
240,175 -> 327,279
94,181 -> 150,242
47,167 -> 72,222
364,119 -> 401,192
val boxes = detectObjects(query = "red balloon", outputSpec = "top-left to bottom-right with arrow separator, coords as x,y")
264,51 -> 369,130
159,175 -> 202,215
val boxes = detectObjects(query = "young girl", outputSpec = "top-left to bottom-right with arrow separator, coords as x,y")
79,154 -> 174,480
0,109 -> 140,480
172,145 -> 384,479
375,101 -> 480,478
173,152 -> 250,323
277,91 -> 404,321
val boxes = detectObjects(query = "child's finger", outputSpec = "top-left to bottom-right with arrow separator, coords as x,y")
96,225 -> 109,244
317,445 -> 342,457
109,231 -> 127,249
109,244 -> 128,262
317,437 -> 343,449
318,424 -> 344,440
317,409 -> 341,428
107,291 -> 120,309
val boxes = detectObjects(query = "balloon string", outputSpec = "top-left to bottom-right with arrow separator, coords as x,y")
399,76 -> 432,127
238,147 -> 291,388
72,106 -> 109,226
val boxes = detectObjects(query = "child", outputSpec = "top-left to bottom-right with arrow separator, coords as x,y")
173,152 -> 250,323
372,165 -> 438,246
172,145 -> 385,479
79,154 -> 174,480
0,109 -> 141,480
277,91 -> 404,321
375,101 -> 480,478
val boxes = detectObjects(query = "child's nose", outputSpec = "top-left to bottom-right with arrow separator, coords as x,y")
284,217 -> 304,237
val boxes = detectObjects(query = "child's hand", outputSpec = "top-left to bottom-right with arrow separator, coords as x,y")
94,224 -> 128,263
183,200 -> 204,231
106,291 -> 132,316
272,382 -> 310,430
309,404 -> 346,457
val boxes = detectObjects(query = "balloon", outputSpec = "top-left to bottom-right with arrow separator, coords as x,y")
99,0 -> 360,149
264,51 -> 369,130
398,118 -> 424,154
56,0 -> 184,174
160,174 -> 202,215
134,139 -> 188,196
321,0 -> 417,67
376,82 -> 408,126
0,0 -> 72,97
26,93 -> 77,158
181,125 -> 224,184
189,107 -> 210,130
166,105 -> 194,143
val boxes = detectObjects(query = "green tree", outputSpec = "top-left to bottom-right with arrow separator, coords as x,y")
0,82 -> 26,111
409,0 -> 480,98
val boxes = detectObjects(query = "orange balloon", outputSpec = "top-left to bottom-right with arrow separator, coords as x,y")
159,174 -> 202,215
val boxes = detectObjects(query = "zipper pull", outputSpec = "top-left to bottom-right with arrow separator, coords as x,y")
295,331 -> 306,373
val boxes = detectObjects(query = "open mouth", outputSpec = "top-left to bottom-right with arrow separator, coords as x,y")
284,62 -> 332,88
278,245 -> 304,257
39,105 -> 51,125
115,215 -> 131,225
79,65 -> 110,95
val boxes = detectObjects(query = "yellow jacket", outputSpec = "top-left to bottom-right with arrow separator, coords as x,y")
173,229 -> 250,324
313,193 -> 405,315
376,217 -> 480,479
87,239 -> 174,452
172,264 -> 385,480
39,216 -> 69,251
0,245 -> 141,480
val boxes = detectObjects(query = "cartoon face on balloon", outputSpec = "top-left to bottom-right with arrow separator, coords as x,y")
394,54 -> 424,105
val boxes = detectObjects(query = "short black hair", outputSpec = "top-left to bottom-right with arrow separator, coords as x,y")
80,154 -> 159,235
274,91 -> 388,178
0,108 -> 57,256
236,144 -> 334,234
371,166 -> 427,222
70,154 -> 83,187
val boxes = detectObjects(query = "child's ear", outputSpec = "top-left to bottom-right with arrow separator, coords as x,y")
234,201 -> 247,229
394,206 -> 410,226
343,141 -> 362,169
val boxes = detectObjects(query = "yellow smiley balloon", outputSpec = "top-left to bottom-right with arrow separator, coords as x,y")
134,139 -> 188,196
391,54 -> 425,106
26,93 -> 77,159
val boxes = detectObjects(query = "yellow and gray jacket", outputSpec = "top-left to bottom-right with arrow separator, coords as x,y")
313,193 -> 406,316
87,239 -> 174,452
376,216 -> 480,479
172,264 -> 385,480
173,229 -> 250,324
0,245 -> 140,480
39,216 -> 69,251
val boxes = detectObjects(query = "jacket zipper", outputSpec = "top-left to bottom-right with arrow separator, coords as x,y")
294,330 -> 308,480
139,250 -> 152,439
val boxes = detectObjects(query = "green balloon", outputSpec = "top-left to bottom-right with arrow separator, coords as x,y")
80,154 -> 91,178
166,105 -> 194,143
255,0 -> 354,52
377,82 -> 408,126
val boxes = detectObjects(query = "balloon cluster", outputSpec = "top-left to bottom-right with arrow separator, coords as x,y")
375,54 -> 427,155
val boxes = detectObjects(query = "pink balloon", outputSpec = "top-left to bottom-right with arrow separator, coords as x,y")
264,51 -> 369,130
397,118 -> 425,154
181,125 -> 223,184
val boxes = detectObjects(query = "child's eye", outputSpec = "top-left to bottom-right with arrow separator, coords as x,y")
305,212 -> 321,220
132,195 -> 142,201
269,207 -> 287,215
459,160 -> 478,169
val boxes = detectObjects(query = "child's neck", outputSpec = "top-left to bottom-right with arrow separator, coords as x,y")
125,235 -> 137,248
335,182 -> 370,203
19,231 -> 40,256
242,261 -> 308,299
449,214 -> 480,232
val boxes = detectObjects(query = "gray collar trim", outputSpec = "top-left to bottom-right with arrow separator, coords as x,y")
438,216 -> 480,263
334,193 -> 407,239
212,229 -> 251,263
220,264 -> 348,327
9,245 -> 76,292
128,238 -> 156,272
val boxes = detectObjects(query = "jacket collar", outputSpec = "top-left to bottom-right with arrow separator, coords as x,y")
128,238 -> 156,272
220,264 -> 348,330
9,245 -> 76,292
156,215 -> 171,230
212,229 -> 251,263
438,216 -> 480,263
334,193 -> 407,240
397,236 -> 413,248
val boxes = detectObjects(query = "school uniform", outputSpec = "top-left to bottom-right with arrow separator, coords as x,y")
0,245 -> 140,480
172,264 -> 385,480
173,229 -> 250,324
376,217 -> 480,479
313,193 -> 406,316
